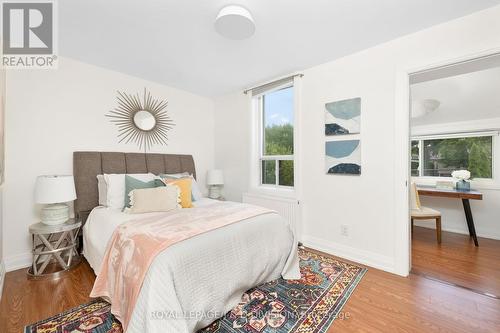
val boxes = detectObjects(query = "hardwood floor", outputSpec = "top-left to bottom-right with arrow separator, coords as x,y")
1,251 -> 499,333
0,261 -> 94,333
329,265 -> 500,333
412,226 -> 500,297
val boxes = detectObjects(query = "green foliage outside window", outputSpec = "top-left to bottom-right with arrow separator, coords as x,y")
411,141 -> 420,176
262,124 -> 294,186
436,137 -> 492,178
412,136 -> 492,179
262,160 -> 276,185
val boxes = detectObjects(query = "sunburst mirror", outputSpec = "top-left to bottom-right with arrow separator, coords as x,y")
107,89 -> 175,151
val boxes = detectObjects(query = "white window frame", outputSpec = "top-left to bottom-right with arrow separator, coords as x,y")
411,130 -> 498,187
410,140 -> 422,177
257,85 -> 295,189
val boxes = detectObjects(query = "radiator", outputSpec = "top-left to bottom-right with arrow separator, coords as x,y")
242,192 -> 300,237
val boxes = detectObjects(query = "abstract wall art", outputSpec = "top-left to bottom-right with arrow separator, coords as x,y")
325,140 -> 361,175
325,97 -> 361,135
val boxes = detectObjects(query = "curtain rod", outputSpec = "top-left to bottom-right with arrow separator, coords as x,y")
243,73 -> 304,95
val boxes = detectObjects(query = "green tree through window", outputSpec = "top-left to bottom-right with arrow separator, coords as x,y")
264,124 -> 293,155
411,136 -> 492,179
260,87 -> 294,187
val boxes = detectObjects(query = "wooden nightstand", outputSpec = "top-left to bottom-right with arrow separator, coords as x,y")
27,219 -> 82,279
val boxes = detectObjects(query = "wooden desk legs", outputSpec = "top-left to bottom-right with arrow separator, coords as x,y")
436,216 -> 442,244
462,199 -> 479,247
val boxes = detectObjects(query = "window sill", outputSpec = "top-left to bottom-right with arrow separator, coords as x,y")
412,176 -> 500,191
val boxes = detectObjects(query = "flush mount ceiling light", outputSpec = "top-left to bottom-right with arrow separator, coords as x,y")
215,5 -> 255,40
411,99 -> 440,118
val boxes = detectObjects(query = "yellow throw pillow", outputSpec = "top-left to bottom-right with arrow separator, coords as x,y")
163,177 -> 193,208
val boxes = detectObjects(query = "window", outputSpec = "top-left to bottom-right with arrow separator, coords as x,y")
258,86 -> 294,187
411,134 -> 493,179
411,140 -> 421,177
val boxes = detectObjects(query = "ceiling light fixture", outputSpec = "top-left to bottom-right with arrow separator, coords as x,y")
411,99 -> 440,118
215,5 -> 255,40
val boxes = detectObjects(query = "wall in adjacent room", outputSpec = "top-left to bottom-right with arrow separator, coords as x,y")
411,118 -> 500,240
214,5 -> 500,274
4,57 -> 215,271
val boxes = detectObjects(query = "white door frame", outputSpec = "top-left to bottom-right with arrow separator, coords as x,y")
392,47 -> 500,277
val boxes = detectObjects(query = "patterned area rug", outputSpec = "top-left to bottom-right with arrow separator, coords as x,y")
25,248 -> 366,333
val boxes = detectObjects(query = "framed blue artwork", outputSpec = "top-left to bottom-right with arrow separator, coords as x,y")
325,140 -> 361,175
325,97 -> 361,136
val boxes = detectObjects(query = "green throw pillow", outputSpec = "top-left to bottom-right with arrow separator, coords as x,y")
124,175 -> 165,208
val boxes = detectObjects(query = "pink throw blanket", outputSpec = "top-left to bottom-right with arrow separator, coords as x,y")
90,202 -> 273,331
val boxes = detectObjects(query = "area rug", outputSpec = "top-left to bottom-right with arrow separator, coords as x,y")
24,248 -> 366,333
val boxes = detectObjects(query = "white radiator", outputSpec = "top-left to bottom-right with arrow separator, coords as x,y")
242,192 -> 300,237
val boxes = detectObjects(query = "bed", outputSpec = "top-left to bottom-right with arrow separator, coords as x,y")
73,152 -> 300,333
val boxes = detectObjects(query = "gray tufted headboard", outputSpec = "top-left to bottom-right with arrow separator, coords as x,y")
73,151 -> 196,221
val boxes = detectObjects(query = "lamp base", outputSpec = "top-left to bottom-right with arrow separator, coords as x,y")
41,203 -> 69,225
208,186 -> 222,199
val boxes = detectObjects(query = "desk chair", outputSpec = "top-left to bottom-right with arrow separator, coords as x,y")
411,183 -> 442,244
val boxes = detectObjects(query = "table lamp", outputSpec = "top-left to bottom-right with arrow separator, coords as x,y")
207,170 -> 224,199
35,175 -> 77,225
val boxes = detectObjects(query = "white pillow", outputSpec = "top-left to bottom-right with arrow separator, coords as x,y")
103,173 -> 156,209
161,172 -> 190,178
97,175 -> 107,206
190,177 -> 203,201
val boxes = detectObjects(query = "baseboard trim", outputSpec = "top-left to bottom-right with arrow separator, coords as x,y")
0,260 -> 5,301
4,252 -> 32,272
413,223 -> 500,240
302,235 -> 397,275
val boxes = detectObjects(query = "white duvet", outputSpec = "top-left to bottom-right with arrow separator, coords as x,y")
83,198 -> 300,333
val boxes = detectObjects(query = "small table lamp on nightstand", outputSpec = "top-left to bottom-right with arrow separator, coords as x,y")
207,169 -> 224,199
35,175 -> 77,225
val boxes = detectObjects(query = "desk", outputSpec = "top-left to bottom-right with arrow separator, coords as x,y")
417,186 -> 483,246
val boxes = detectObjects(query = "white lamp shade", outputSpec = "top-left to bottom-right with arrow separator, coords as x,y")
207,170 -> 224,185
35,175 -> 77,204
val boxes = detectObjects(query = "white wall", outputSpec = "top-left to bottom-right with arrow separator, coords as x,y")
412,118 -> 500,240
214,5 -> 500,274
4,57 -> 215,271
214,93 -> 251,202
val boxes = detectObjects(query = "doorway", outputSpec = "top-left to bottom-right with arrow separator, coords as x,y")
408,54 -> 500,298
